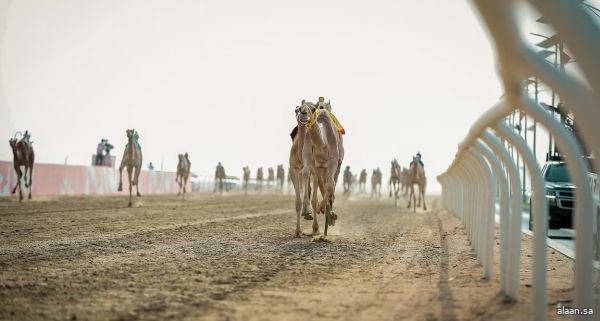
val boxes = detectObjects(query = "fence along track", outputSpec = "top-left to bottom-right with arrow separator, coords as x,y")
437,1 -> 600,320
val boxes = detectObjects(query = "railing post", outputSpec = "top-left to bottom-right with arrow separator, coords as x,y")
481,130 -> 522,300
496,122 -> 547,321
468,148 -> 495,279
476,140 -> 508,283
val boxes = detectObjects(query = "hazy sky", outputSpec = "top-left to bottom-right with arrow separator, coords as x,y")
2,0 -> 587,192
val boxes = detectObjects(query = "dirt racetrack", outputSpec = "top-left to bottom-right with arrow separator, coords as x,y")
0,193 -> 582,321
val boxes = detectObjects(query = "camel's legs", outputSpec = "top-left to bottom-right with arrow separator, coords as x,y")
183,176 -> 188,199
134,166 -> 142,197
319,160 -> 338,232
407,184 -> 414,209
12,165 -> 23,201
11,165 -> 21,194
118,163 -> 124,192
299,166 -> 312,221
311,174 -> 320,234
127,166 -> 133,207
421,183 -> 427,210
301,175 -> 313,217
290,167 -> 303,237
27,164 -> 33,199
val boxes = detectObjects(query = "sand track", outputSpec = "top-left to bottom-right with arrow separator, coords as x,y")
0,193 -> 580,321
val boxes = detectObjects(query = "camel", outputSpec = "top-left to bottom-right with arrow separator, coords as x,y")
407,156 -> 427,212
267,167 -> 275,189
256,167 -> 264,192
371,168 -> 382,200
276,165 -> 285,193
9,133 -> 35,201
342,166 -> 353,197
388,159 -> 402,207
242,166 -> 251,195
176,153 -> 191,199
118,129 -> 143,207
359,169 -> 367,194
401,166 -> 410,197
214,162 -> 226,194
292,100 -> 344,238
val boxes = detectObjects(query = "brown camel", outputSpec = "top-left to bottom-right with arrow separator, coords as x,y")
407,156 -> 427,212
296,100 -> 344,237
371,168 -> 382,200
9,133 -> 35,201
276,165 -> 285,193
242,166 -> 251,195
256,167 -> 264,192
359,169 -> 367,194
176,153 -> 191,199
214,162 -> 226,194
118,129 -> 143,207
267,167 -> 275,189
388,159 -> 402,207
401,167 -> 410,196
342,166 -> 353,197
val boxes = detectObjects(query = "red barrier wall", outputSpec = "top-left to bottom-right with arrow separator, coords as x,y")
0,161 -> 190,197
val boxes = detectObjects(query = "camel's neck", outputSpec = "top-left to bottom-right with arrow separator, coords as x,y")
306,122 -> 325,147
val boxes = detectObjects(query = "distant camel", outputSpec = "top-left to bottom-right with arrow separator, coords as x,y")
343,166 -> 353,197
359,169 -> 367,194
295,100 -> 344,237
256,167 -> 264,192
388,159 -> 402,207
176,153 -> 191,199
214,163 -> 226,194
242,166 -> 251,195
118,129 -> 143,207
407,156 -> 427,212
267,167 -> 275,188
371,168 -> 382,200
276,165 -> 285,193
401,167 -> 410,196
9,133 -> 34,201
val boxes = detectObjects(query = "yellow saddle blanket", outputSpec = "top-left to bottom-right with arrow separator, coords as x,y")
307,109 -> 345,135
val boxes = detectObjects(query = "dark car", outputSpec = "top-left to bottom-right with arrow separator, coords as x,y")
529,161 -> 575,231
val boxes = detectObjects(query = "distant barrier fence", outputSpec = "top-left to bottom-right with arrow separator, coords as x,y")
437,1 -> 600,320
0,161 -> 190,196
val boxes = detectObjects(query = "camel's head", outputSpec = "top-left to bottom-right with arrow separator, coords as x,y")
9,138 -> 17,149
126,129 -> 135,140
295,100 -> 314,125
178,153 -> 184,161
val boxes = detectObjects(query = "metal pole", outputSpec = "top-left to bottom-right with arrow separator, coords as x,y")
533,78 -> 538,163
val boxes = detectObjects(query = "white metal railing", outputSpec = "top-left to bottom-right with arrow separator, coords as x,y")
437,1 -> 600,320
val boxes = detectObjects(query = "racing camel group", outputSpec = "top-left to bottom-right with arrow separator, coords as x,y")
239,164 -> 286,195
7,97 -> 426,240
7,128 -> 192,207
